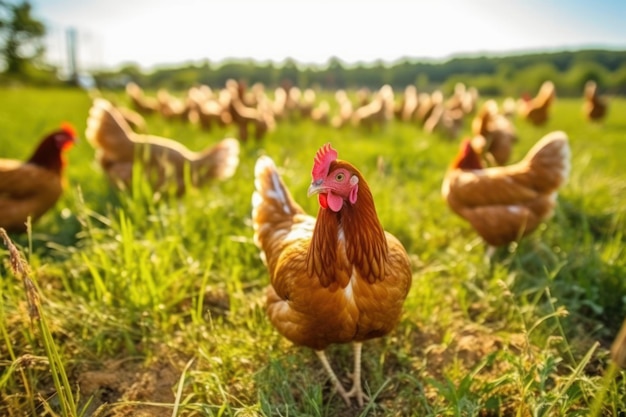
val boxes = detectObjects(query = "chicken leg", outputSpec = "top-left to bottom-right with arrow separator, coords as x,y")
315,342 -> 369,407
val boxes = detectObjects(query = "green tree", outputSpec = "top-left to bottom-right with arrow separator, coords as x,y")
565,60 -> 609,93
0,0 -> 46,74
513,63 -> 560,96
609,64 -> 626,95
277,58 -> 299,88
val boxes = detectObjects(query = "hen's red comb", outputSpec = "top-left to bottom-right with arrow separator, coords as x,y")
312,143 -> 338,179
60,121 -> 77,139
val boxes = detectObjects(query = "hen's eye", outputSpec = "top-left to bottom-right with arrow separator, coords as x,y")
335,173 -> 344,181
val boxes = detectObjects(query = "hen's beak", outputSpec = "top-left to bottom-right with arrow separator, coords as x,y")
307,179 -> 325,197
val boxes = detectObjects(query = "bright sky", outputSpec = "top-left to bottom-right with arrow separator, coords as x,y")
33,0 -> 626,72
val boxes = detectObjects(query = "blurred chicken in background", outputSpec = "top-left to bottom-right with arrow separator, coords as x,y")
582,80 -> 608,123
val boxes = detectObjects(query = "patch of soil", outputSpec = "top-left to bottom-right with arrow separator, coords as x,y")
78,354 -> 182,417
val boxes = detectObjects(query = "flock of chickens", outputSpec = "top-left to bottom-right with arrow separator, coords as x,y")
0,78 -> 611,407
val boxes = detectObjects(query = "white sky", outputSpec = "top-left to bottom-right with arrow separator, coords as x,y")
34,0 -> 626,72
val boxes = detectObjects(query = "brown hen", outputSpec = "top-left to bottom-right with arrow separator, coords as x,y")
517,80 -> 556,126
125,82 -> 158,114
442,131 -> 570,250
0,124 -> 76,233
252,144 -> 412,407
470,99 -> 517,166
85,98 -> 239,196
582,80 -> 608,122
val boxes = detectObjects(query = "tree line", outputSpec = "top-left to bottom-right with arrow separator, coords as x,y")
90,49 -> 626,97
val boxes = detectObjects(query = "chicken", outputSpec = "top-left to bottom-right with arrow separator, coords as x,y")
225,79 -> 275,142
582,80 -> 608,122
415,90 -> 443,125
125,82 -> 159,114
0,124 -> 77,233
252,144 -> 412,407
156,88 -> 188,120
394,85 -> 419,122
423,103 -> 465,140
444,82 -> 476,115
355,87 -> 372,106
116,105 -> 147,133
85,98 -> 240,196
331,89 -> 354,129
351,85 -> 395,131
501,97 -> 517,119
310,100 -> 331,125
517,80 -> 556,126
442,131 -> 570,250
299,88 -> 317,119
187,86 -> 232,131
470,99 -> 517,166
271,86 -> 288,121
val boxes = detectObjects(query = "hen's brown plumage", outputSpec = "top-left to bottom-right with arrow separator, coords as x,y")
583,80 -> 608,122
125,82 -> 158,114
252,145 -> 412,406
518,80 -> 556,126
470,99 -> 517,166
442,131 -> 570,248
0,125 -> 76,233
85,98 -> 239,195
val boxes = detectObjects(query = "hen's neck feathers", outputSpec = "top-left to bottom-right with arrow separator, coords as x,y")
27,133 -> 66,173
451,141 -> 483,171
307,161 -> 388,288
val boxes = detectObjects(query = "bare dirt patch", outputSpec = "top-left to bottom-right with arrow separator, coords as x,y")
78,354 -> 182,417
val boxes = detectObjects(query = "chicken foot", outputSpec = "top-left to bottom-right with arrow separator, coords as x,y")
315,342 -> 369,407
345,342 -> 369,407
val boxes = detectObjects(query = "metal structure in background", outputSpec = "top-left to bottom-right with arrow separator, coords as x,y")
66,27 -> 78,85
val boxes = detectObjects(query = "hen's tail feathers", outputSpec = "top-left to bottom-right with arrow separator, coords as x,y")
85,98 -> 135,155
524,130 -> 571,191
201,138 -> 240,181
252,156 -> 306,246
533,81 -> 556,110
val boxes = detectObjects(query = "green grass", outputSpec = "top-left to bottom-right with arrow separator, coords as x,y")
0,86 -> 625,416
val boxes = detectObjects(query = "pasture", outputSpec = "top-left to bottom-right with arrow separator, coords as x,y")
0,86 -> 625,416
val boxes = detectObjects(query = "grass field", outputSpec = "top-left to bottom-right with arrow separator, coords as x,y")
0,86 -> 625,416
